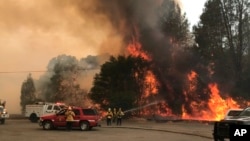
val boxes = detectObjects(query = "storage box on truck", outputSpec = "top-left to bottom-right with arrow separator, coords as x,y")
25,102 -> 66,122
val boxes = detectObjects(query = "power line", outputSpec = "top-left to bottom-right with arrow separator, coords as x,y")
0,70 -> 49,74
0,68 -> 100,74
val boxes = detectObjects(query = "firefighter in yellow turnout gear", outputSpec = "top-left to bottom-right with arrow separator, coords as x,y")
106,108 -> 113,126
116,108 -> 124,126
65,106 -> 75,131
112,108 -> 117,123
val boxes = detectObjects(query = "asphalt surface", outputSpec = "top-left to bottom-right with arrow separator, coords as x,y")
7,115 -> 214,139
1,119 -> 214,141
100,118 -> 214,139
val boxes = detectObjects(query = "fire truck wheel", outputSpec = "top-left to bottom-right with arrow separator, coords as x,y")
80,121 -> 89,131
43,121 -> 53,130
29,113 -> 38,123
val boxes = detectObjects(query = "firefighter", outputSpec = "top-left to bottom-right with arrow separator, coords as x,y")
65,106 -> 75,131
116,108 -> 124,126
106,108 -> 113,126
112,108 -> 117,123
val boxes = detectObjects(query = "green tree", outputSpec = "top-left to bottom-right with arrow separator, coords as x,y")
219,0 -> 250,82
20,74 -> 36,113
193,0 -> 225,60
89,55 -> 150,111
159,0 -> 191,47
192,0 -> 231,85
193,0 -> 250,98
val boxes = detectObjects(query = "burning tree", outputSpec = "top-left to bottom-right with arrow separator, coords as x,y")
193,0 -> 250,99
89,55 -> 151,112
19,0 -> 250,120
89,0 -> 250,120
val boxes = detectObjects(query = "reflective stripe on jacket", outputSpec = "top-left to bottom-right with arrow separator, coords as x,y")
106,111 -> 113,119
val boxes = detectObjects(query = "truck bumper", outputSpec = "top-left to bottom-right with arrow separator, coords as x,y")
38,119 -> 43,127
0,113 -> 9,118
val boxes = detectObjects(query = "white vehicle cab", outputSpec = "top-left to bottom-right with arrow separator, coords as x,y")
224,108 -> 243,120
0,100 -> 9,124
25,102 -> 66,122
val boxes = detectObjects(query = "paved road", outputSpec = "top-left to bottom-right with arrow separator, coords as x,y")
0,119 -> 214,141
111,118 -> 214,139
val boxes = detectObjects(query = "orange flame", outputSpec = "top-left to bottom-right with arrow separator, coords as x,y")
127,39 -> 151,61
207,83 -> 240,120
126,28 -> 165,117
142,71 -> 159,98
126,30 -> 249,121
182,71 -> 244,121
126,27 -> 159,99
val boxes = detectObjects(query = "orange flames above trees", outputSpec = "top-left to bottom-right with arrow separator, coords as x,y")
127,34 -> 159,98
126,31 -> 249,121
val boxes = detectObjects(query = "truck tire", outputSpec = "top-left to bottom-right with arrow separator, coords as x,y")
29,113 -> 38,123
214,135 -> 225,141
213,122 -> 224,141
43,121 -> 53,130
214,137 -> 224,141
0,119 -> 5,124
80,121 -> 89,131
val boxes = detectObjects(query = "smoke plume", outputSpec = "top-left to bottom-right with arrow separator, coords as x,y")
1,0 -> 200,114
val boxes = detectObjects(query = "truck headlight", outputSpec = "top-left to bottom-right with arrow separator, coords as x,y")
3,109 -> 7,114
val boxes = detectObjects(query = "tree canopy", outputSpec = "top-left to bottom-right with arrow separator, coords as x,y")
193,0 -> 250,99
89,55 -> 150,111
20,74 -> 36,113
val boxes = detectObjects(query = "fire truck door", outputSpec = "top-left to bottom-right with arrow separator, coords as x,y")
45,105 -> 54,114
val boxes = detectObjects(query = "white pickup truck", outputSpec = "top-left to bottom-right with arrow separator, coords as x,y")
25,102 -> 66,122
223,108 -> 243,120
213,107 -> 250,141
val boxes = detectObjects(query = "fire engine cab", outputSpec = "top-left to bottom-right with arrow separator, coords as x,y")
25,102 -> 66,122
0,99 -> 9,124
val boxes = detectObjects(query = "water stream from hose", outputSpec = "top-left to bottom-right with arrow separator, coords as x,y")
123,101 -> 161,113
